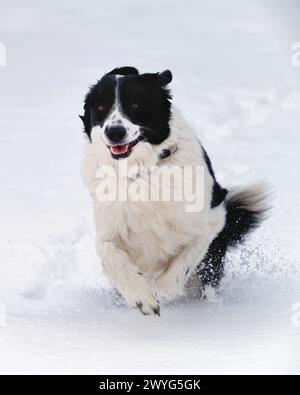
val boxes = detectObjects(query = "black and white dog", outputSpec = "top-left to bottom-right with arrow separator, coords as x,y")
80,67 -> 269,316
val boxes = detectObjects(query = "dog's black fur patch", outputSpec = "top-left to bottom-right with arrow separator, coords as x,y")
199,189 -> 267,288
198,146 -> 267,288
201,146 -> 228,208
80,67 -> 172,144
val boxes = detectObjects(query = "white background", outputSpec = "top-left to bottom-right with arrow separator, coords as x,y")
0,0 -> 300,374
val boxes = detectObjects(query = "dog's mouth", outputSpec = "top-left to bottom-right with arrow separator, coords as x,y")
107,137 -> 140,159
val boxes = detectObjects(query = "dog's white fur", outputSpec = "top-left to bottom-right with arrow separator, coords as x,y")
82,108 -> 226,315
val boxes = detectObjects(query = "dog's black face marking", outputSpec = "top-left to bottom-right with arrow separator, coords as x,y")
119,71 -> 172,145
83,75 -> 117,131
80,67 -> 172,158
80,76 -> 116,140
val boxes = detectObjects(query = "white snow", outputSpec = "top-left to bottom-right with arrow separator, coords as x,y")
0,0 -> 300,374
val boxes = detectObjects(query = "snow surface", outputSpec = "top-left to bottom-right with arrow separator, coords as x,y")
0,0 -> 300,374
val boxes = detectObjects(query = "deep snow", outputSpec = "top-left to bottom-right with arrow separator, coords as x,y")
0,0 -> 300,374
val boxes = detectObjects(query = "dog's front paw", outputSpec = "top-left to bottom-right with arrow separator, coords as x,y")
121,274 -> 160,317
136,299 -> 160,317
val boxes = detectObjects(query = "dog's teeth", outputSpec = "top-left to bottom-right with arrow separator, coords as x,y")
110,144 -> 129,155
108,139 -> 139,157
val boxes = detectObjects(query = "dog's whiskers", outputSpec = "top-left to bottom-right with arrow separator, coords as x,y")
140,125 -> 160,136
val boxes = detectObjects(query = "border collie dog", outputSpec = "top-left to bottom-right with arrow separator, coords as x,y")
80,67 -> 269,316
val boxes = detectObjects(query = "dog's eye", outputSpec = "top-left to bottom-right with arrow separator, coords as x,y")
97,105 -> 106,112
131,103 -> 139,110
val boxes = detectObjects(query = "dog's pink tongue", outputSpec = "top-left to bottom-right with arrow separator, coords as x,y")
111,144 -> 129,155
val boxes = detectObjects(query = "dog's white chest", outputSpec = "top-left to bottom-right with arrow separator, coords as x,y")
94,195 -> 197,273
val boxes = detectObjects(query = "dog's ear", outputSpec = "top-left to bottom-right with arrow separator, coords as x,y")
79,93 -> 92,141
158,70 -> 172,86
108,66 -> 139,76
140,70 -> 173,87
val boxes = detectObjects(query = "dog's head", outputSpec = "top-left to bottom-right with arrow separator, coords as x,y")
80,67 -> 172,159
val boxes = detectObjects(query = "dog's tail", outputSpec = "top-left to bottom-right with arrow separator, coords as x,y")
200,182 -> 271,287
224,182 -> 271,248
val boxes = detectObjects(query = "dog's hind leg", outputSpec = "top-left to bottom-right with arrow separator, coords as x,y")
199,182 -> 270,289
197,236 -> 227,288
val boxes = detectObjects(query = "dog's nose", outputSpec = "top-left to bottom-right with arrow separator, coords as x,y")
105,125 -> 126,143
